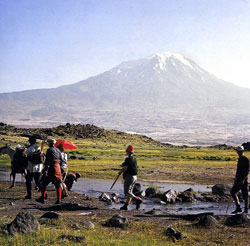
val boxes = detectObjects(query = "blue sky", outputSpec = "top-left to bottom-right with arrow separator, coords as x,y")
1,0 -> 250,92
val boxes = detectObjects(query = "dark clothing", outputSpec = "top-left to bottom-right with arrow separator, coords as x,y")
231,179 -> 249,201
122,155 -> 138,176
25,171 -> 41,197
230,155 -> 249,210
11,149 -> 28,173
235,156 -> 249,182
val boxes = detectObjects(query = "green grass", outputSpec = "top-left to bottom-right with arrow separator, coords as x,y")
0,131 -> 245,185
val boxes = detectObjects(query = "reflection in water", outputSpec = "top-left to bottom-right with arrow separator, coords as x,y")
0,171 -> 230,215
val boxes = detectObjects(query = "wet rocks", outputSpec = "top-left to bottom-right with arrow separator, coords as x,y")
212,184 -> 231,196
161,189 -> 178,203
178,189 -> 195,202
7,212 -> 40,235
225,213 -> 250,226
145,187 -> 157,198
99,192 -> 120,204
105,214 -> 129,229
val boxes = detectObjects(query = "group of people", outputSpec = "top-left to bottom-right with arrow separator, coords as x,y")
18,136 -> 81,204
13,136 -> 250,212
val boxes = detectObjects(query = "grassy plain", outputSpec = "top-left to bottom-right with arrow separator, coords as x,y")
0,130 -> 249,245
0,130 -> 244,185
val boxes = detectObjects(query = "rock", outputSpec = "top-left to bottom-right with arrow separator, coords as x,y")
178,190 -> 194,202
7,212 -> 40,235
212,184 -> 231,196
225,213 -> 250,226
195,215 -> 218,228
145,187 -> 157,197
165,227 -> 184,240
80,221 -> 95,229
161,189 -> 177,203
111,193 -> 120,203
59,235 -> 87,244
105,214 -> 129,229
99,192 -> 112,203
40,212 -> 61,219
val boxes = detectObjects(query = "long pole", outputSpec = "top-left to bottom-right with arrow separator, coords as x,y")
110,173 -> 121,190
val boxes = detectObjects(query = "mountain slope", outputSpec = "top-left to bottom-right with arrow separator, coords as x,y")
1,51 -> 250,145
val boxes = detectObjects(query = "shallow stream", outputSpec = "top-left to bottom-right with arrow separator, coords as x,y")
0,171 -> 233,215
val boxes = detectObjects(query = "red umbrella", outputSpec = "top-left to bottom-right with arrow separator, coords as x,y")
55,140 -> 78,150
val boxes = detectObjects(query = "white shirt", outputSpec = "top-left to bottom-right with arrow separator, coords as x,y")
26,144 -> 43,173
60,152 -> 68,169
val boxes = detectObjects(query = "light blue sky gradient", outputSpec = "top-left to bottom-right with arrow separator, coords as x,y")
1,0 -> 250,92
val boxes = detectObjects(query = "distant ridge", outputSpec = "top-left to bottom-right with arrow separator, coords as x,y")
1,51 -> 250,146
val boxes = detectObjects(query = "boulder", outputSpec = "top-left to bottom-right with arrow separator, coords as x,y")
212,184 -> 231,196
178,190 -> 194,202
80,221 -> 95,229
225,213 -> 250,226
7,212 -> 40,235
145,187 -> 157,197
195,215 -> 218,228
105,214 -> 129,229
161,189 -> 177,203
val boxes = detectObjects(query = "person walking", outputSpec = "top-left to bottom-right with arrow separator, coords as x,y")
36,138 -> 62,204
230,146 -> 249,214
119,145 -> 142,210
25,136 -> 43,199
57,143 -> 68,180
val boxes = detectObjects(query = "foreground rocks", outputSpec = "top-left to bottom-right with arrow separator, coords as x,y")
7,212 -> 40,235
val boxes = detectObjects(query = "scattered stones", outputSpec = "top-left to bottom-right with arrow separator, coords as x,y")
105,214 -> 129,229
40,212 -> 61,219
58,234 -> 87,244
225,213 -> 250,226
7,212 -> 40,235
195,215 -> 218,228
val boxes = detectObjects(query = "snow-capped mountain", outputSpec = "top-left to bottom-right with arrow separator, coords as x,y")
1,51 -> 250,145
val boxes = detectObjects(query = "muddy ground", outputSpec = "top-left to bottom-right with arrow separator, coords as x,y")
0,181 -> 183,227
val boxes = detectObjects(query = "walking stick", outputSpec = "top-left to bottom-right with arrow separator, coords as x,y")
226,197 -> 233,214
110,173 -> 121,190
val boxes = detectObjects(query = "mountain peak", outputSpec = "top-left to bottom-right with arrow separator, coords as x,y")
150,51 -> 194,71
